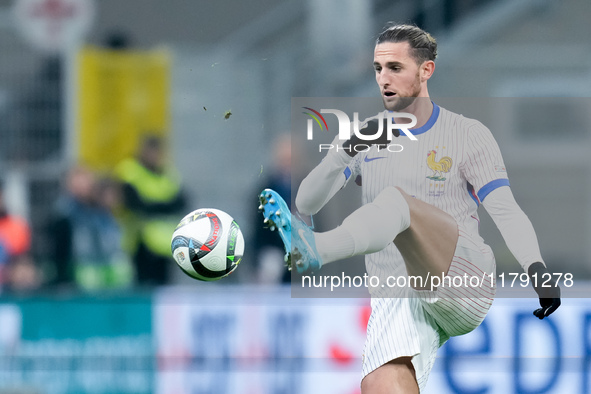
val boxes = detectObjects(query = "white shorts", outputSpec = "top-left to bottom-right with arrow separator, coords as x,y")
361,228 -> 496,391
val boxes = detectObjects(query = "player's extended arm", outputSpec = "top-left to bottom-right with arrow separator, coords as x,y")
295,148 -> 352,215
296,117 -> 392,215
482,186 -> 561,319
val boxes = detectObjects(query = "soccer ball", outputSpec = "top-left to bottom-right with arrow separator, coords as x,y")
171,208 -> 244,281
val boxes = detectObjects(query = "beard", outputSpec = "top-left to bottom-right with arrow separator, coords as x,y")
382,71 -> 422,111
386,96 -> 417,111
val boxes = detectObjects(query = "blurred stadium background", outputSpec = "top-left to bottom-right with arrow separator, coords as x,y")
0,0 -> 589,393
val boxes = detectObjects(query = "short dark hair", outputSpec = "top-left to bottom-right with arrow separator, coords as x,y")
376,24 -> 437,64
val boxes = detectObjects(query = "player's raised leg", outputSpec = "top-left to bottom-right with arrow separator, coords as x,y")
313,185 -> 458,282
259,186 -> 459,280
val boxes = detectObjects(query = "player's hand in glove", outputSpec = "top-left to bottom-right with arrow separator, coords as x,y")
342,116 -> 395,157
528,262 -> 561,319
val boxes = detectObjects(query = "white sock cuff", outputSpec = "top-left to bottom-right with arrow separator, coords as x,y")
372,187 -> 411,234
315,226 -> 356,265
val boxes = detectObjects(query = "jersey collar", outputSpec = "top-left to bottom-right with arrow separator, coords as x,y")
389,101 -> 440,137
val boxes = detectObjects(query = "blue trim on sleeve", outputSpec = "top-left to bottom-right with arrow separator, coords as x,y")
343,167 -> 352,180
477,178 -> 510,202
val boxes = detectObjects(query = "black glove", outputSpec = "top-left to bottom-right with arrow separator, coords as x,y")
528,262 -> 561,319
342,117 -> 396,157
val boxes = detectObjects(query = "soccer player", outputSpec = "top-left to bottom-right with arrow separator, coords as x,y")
260,24 -> 561,393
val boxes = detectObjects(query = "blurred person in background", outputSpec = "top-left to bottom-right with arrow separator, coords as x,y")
0,183 -> 37,292
89,176 -> 133,289
47,166 -> 132,291
252,133 -> 291,284
4,254 -> 40,293
115,134 -> 187,286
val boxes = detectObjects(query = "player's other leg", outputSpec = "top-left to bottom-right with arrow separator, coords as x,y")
361,357 -> 419,394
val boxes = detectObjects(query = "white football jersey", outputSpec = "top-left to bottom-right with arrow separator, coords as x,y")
344,103 -> 509,292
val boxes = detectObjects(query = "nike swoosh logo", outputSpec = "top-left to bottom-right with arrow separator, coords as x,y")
364,156 -> 386,162
298,228 -> 316,254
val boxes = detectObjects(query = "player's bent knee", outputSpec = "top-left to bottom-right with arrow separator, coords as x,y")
361,357 -> 419,394
393,186 -> 409,196
373,186 -> 410,218
372,186 -> 411,233
392,187 -> 418,210
374,186 -> 407,204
